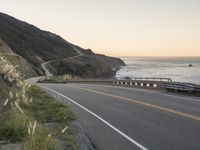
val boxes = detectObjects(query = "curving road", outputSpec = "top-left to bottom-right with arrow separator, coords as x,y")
41,44 -> 83,77
40,83 -> 200,150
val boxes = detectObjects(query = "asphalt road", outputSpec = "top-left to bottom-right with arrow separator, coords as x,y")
40,83 -> 200,150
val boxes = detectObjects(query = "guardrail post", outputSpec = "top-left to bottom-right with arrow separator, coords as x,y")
63,78 -> 173,90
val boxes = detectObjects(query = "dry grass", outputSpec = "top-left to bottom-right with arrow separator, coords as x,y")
0,109 -> 29,142
0,55 -> 78,150
25,86 -> 76,123
22,126 -> 59,150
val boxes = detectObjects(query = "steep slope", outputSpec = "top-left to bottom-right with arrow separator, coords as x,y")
0,12 -> 124,78
0,39 -> 37,78
0,74 -> 10,100
0,12 -> 78,75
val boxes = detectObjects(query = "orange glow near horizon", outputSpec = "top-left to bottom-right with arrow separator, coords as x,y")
70,35 -> 200,57
1,0 -> 200,57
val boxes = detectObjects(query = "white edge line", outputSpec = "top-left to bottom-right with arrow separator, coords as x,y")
41,86 -> 148,150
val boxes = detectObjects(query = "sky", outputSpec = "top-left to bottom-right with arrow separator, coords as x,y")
1,0 -> 200,57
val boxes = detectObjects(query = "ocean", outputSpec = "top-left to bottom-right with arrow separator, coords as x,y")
116,57 -> 200,85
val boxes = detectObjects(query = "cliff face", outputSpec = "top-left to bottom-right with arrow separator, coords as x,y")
0,39 -> 37,78
0,12 -> 124,78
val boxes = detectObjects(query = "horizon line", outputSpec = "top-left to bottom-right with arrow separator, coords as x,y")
114,56 -> 200,58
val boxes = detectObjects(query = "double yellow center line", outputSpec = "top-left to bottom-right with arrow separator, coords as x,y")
72,86 -> 200,121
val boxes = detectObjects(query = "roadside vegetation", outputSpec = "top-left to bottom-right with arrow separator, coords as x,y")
0,55 -> 78,150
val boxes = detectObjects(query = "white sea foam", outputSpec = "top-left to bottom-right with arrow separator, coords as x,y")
116,57 -> 200,84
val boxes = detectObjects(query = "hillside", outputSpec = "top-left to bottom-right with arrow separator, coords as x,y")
49,54 -> 125,78
0,39 -> 37,78
0,12 -> 124,78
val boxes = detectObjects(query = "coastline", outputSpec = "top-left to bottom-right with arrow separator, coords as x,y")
116,57 -> 200,85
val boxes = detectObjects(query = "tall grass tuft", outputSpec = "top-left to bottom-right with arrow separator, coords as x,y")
22,126 -> 58,150
0,109 -> 28,142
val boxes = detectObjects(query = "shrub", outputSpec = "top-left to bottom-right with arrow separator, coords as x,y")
22,126 -> 58,150
0,109 -> 28,142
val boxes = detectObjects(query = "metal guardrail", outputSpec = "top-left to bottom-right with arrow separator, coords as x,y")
164,82 -> 200,93
41,76 -> 200,94
65,78 -> 200,93
128,77 -> 172,82
65,78 -> 172,89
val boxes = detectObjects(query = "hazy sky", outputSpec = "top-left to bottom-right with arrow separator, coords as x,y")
1,0 -> 200,56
